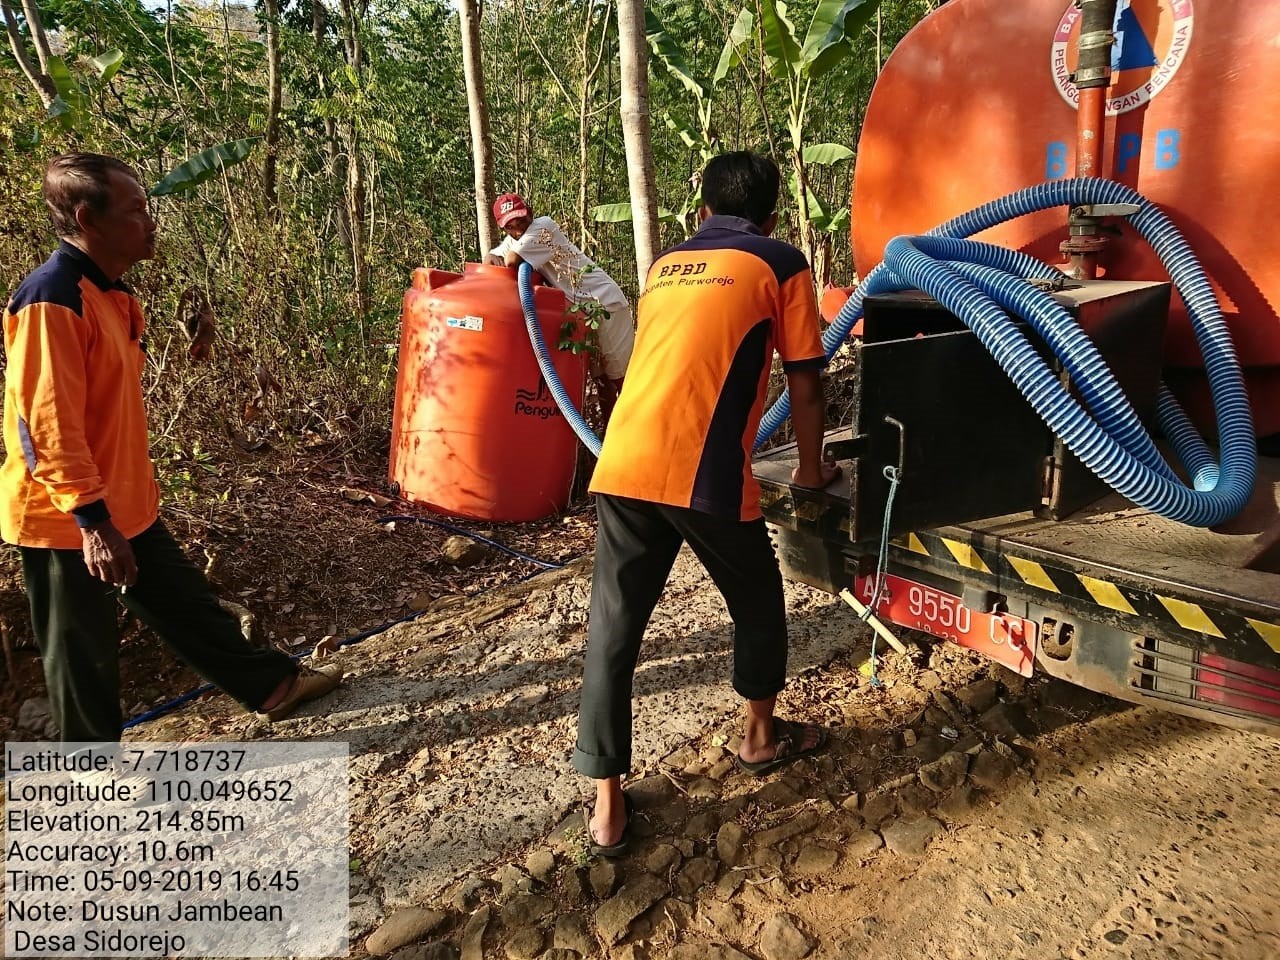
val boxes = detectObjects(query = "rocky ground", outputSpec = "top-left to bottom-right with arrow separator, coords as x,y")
0,469 -> 598,740
104,544 -> 1280,960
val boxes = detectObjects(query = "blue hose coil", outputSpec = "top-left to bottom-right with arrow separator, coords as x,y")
756,177 -> 1255,527
518,262 -> 603,457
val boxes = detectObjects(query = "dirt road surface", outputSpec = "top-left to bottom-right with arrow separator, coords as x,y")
133,549 -> 1280,960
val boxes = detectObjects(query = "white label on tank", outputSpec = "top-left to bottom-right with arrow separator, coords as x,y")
446,314 -> 484,332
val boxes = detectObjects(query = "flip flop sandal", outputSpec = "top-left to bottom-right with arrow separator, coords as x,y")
735,718 -> 829,777
584,792 -> 634,858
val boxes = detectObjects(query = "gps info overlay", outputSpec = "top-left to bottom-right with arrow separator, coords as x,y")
4,742 -> 349,957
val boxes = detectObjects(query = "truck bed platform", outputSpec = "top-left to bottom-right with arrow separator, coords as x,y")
755,432 -> 1280,712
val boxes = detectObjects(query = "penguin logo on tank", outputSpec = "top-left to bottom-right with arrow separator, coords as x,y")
1051,0 -> 1194,115
514,377 -> 563,419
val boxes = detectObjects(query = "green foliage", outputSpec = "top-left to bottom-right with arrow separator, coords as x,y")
792,142 -> 855,232
589,202 -> 677,225
45,57 -> 83,130
90,49 -> 125,84
149,139 -> 260,197
801,0 -> 881,79
802,142 -> 855,165
590,202 -> 638,223
759,0 -> 803,80
713,9 -> 754,84
645,9 -> 705,100
563,823 -> 592,868
0,0 -> 936,475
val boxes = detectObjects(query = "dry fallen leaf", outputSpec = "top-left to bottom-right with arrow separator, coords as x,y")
175,286 -> 217,361
255,364 -> 282,396
340,487 -> 393,507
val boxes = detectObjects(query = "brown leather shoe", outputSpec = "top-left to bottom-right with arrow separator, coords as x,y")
260,663 -> 343,722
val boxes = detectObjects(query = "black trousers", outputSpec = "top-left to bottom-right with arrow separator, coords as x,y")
20,520 -> 296,742
573,494 -> 789,779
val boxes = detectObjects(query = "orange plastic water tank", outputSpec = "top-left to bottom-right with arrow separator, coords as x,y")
852,0 -> 1280,437
389,264 -> 586,521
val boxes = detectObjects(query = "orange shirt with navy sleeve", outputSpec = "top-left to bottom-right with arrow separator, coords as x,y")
589,215 -> 823,521
1,242 -> 159,549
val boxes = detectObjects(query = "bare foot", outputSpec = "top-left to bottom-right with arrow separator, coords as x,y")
588,779 -> 627,848
589,807 -> 627,848
739,718 -> 825,765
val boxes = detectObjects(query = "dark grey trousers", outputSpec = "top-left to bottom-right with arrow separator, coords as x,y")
573,494 -> 789,779
20,519 -> 296,742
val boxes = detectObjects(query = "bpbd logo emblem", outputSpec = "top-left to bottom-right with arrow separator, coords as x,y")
1051,0 -> 1194,115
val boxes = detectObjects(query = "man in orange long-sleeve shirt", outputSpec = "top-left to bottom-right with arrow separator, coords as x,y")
2,153 -> 342,741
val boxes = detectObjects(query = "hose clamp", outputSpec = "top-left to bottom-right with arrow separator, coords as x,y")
1077,29 -> 1115,50
1073,66 -> 1113,86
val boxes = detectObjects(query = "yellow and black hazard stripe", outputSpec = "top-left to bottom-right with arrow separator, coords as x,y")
892,529 -> 1280,660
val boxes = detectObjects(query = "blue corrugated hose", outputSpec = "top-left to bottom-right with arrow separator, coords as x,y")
754,177 -> 1255,527
518,262 -> 603,456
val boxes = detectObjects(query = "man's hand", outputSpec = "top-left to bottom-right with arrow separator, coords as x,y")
81,521 -> 138,587
484,254 -> 506,266
792,460 -> 842,490
785,368 -> 839,490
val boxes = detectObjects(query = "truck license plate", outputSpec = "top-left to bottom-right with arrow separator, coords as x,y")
853,573 -> 1038,677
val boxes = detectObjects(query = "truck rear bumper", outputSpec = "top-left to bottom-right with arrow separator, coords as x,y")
759,443 -> 1280,736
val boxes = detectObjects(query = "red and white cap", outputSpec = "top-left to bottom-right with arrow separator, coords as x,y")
493,193 -> 530,228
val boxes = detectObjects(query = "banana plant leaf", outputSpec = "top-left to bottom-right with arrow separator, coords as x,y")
590,202 -> 677,223
645,9 -> 705,100
90,49 -> 125,83
713,9 -> 755,84
801,0 -> 882,79
150,139 -> 259,197
803,142 -> 855,165
759,0 -> 802,80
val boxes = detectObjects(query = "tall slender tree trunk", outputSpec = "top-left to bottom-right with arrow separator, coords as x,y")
459,0 -> 495,256
576,89 -> 591,249
617,0 -> 659,286
312,0 -> 351,285
2,0 -> 55,106
514,17 -> 526,194
261,0 -> 282,215
575,1 -> 610,248
338,0 -> 370,318
17,0 -> 51,74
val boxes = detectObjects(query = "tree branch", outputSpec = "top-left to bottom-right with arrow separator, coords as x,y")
17,0 -> 51,75
2,0 -> 55,107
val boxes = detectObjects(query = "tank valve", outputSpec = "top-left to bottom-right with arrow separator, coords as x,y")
1059,203 -> 1139,279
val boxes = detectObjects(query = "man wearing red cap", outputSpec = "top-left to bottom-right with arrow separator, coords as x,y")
486,194 -> 633,406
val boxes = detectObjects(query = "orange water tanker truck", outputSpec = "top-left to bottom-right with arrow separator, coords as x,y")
752,0 -> 1280,734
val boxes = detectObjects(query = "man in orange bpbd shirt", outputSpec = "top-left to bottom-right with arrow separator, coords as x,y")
2,153 -> 342,742
574,152 -> 841,855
